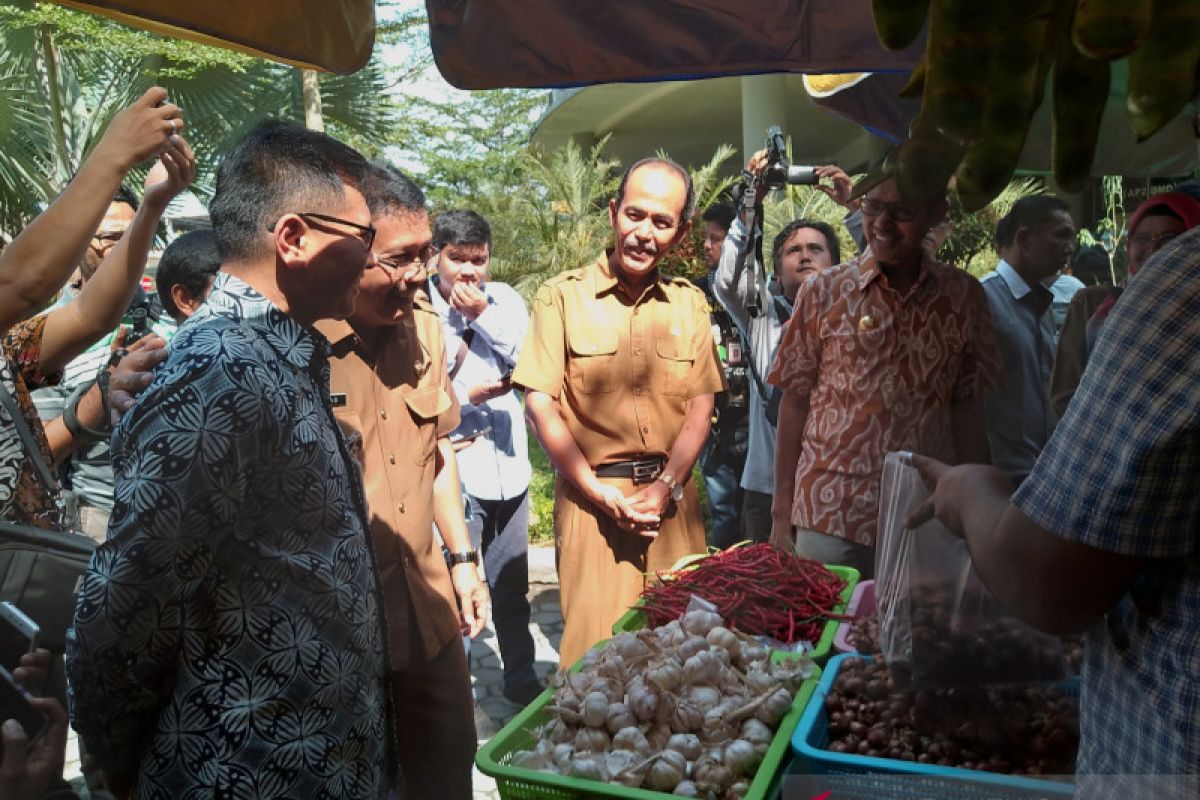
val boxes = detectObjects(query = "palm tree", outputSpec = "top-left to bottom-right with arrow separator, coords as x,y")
0,2 -> 398,237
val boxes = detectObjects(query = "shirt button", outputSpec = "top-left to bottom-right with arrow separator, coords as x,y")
380,410 -> 388,420
389,455 -> 396,464
634,348 -> 643,355
398,502 -> 406,513
642,426 -> 649,434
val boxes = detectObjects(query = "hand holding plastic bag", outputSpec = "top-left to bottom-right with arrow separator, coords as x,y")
875,452 -> 1067,687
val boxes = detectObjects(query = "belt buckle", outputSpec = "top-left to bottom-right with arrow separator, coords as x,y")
632,459 -> 661,485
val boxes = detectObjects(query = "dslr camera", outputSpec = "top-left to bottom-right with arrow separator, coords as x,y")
762,126 -> 817,189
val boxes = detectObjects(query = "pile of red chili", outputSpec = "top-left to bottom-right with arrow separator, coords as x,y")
638,543 -> 847,645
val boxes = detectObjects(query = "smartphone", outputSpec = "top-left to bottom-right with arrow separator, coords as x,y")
0,601 -> 38,675
0,667 -> 45,748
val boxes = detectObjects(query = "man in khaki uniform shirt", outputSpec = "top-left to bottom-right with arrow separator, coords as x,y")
316,164 -> 489,799
514,158 -> 725,667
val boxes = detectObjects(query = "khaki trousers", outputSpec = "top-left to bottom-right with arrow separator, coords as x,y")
553,473 -> 706,668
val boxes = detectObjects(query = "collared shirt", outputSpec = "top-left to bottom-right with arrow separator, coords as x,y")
68,272 -> 389,799
428,277 -> 531,501
0,315 -> 62,527
1012,228 -> 1200,798
980,260 -> 1057,484
1047,271 -> 1085,338
316,293 -> 462,669
33,290 -> 177,513
712,217 -> 789,495
768,251 -> 1000,546
513,254 -> 725,467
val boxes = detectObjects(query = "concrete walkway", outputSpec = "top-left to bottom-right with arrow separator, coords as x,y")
470,547 -> 561,799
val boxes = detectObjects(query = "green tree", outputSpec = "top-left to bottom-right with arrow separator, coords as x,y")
0,1 -> 398,235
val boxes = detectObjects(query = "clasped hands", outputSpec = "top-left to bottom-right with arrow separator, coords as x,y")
591,478 -> 672,538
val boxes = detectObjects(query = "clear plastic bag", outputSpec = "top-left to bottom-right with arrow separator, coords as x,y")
875,451 -> 1067,687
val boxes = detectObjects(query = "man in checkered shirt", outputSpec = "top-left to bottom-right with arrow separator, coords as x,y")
910,227 -> 1199,798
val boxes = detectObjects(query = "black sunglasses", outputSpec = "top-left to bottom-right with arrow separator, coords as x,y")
268,212 -> 377,250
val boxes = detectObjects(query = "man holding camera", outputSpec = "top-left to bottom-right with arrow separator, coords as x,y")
768,173 -> 999,577
515,158 -> 724,668
714,149 -> 845,542
693,201 -> 749,549
32,161 -> 188,543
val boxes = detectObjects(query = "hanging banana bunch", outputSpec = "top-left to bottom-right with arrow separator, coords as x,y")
865,0 -> 1200,210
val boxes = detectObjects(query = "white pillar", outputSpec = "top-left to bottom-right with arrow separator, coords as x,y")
741,74 -> 788,165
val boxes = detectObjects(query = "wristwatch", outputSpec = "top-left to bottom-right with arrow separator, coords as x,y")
656,471 -> 684,502
448,549 -> 480,567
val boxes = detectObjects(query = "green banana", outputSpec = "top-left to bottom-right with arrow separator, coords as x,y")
1053,3 -> 1111,192
900,57 -> 927,98
1126,0 -> 1200,141
954,1 -> 1054,210
872,0 -> 931,50
1072,0 -> 1152,60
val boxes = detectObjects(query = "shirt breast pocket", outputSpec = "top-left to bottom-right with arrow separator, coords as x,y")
405,386 -> 452,465
566,329 -> 619,395
655,338 -> 695,397
822,327 -> 888,395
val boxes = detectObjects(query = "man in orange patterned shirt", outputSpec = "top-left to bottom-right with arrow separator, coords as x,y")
767,176 -> 999,577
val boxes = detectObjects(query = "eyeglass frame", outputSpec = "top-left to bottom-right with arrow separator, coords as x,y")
374,244 -> 435,273
1127,231 -> 1179,250
266,212 -> 377,251
860,196 -> 920,223
89,230 -> 127,250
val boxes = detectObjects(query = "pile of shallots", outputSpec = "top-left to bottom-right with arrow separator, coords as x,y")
507,609 -> 816,798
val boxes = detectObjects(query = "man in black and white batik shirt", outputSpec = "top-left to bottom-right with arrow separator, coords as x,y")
69,122 -> 392,800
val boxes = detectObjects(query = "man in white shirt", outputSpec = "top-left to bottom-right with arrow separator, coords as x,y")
428,210 -> 542,705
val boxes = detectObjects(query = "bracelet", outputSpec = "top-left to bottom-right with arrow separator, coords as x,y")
63,380 -> 109,443
448,550 -> 480,567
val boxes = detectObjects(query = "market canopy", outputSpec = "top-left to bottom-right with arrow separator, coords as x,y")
425,0 -> 923,89
50,0 -> 375,74
427,0 -> 1197,179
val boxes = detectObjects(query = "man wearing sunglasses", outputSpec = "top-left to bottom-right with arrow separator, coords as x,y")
70,121 -> 391,800
768,173 -> 1000,577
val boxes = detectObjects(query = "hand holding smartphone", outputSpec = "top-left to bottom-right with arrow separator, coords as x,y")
0,602 -> 38,675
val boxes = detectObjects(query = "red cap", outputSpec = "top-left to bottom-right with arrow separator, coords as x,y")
1127,191 -> 1200,240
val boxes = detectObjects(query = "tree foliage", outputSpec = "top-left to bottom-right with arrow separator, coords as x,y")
0,1 -> 398,236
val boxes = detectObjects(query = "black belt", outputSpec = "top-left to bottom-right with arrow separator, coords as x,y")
595,456 -> 665,485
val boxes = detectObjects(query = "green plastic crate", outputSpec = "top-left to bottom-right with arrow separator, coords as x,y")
475,651 -> 821,800
611,563 -> 860,665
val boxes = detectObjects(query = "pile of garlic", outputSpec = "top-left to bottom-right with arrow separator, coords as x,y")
508,609 -> 817,798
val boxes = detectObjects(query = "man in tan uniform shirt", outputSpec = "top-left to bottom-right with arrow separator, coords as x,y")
514,158 -> 725,667
316,164 -> 489,799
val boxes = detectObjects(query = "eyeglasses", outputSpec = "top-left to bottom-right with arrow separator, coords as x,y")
268,212 -> 377,250
90,231 -> 125,249
1127,232 -> 1179,250
860,197 -> 918,222
375,245 -> 434,272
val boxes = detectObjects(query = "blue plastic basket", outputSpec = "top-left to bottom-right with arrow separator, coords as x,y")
789,654 -> 1077,800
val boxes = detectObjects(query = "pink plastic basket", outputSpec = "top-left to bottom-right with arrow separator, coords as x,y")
832,579 -> 875,654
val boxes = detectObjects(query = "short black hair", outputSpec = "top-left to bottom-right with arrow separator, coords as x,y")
615,157 -> 696,222
772,219 -> 841,271
433,209 -> 492,251
156,229 -> 220,321
112,184 -> 139,212
1069,244 -> 1111,286
701,202 -> 736,232
361,161 -> 426,218
209,120 -> 370,262
995,195 -> 1071,249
